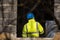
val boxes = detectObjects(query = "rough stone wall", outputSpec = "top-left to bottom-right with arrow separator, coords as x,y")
0,0 -> 17,40
54,0 -> 60,24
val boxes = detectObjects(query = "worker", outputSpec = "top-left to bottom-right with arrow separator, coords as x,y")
22,12 -> 44,37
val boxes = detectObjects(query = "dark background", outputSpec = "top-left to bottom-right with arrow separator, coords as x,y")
17,0 -> 54,37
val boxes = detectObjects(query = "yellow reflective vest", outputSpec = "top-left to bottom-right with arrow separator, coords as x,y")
22,19 -> 44,37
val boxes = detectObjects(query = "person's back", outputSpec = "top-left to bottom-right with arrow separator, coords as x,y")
22,13 -> 44,37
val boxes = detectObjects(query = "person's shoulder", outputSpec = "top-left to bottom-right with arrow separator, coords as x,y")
24,23 -> 28,26
36,22 -> 41,25
36,22 -> 40,24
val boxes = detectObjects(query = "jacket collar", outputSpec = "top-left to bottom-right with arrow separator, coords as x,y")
28,18 -> 36,23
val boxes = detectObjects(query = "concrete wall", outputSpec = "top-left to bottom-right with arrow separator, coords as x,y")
17,38 -> 53,40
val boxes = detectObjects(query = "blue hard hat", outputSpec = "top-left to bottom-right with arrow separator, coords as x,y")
27,13 -> 34,19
